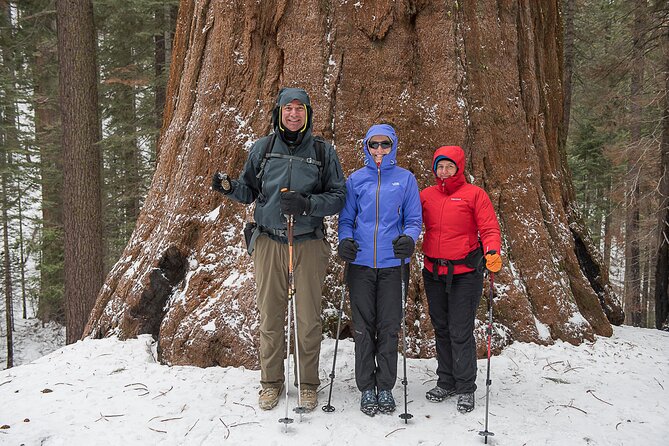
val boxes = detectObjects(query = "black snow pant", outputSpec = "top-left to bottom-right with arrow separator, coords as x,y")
347,264 -> 403,392
423,268 -> 483,394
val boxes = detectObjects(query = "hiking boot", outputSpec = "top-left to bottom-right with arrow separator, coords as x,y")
360,389 -> 378,417
426,385 -> 456,402
377,390 -> 396,414
457,392 -> 475,413
258,385 -> 283,410
299,388 -> 318,412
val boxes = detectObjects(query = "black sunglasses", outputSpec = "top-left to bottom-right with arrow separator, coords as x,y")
368,140 -> 392,149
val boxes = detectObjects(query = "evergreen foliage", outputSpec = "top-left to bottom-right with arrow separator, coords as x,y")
1,0 -> 176,327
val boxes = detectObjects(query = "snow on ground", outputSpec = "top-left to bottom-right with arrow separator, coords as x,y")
0,324 -> 667,445
0,316 -> 65,367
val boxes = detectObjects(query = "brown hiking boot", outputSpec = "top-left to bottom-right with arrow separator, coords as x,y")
258,385 -> 283,410
299,388 -> 318,411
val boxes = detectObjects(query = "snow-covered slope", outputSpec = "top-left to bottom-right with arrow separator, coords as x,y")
0,325 -> 666,445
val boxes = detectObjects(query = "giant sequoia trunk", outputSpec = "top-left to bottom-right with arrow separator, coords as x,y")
84,0 -> 623,367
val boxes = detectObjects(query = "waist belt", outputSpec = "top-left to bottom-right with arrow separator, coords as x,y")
426,246 -> 483,295
425,256 -> 469,295
258,225 -> 325,241
259,225 -> 287,238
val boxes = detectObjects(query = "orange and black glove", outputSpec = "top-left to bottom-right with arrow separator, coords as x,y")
484,250 -> 502,273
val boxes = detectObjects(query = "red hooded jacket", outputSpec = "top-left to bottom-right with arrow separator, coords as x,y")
420,146 -> 501,275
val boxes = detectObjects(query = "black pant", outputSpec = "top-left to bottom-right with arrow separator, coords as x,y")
347,264 -> 403,392
423,268 -> 483,394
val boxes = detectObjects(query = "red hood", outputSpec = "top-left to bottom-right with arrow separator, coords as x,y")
432,145 -> 466,194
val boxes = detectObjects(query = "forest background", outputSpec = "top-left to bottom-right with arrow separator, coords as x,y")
0,0 -> 668,369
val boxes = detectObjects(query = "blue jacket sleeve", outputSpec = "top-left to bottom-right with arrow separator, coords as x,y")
337,177 -> 357,242
402,173 -> 422,242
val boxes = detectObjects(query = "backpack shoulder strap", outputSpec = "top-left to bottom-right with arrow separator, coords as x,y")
313,136 -> 327,191
255,133 -> 277,182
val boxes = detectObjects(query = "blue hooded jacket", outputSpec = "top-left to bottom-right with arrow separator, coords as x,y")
338,124 -> 422,268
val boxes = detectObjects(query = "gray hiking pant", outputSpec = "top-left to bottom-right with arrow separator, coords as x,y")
253,233 -> 330,390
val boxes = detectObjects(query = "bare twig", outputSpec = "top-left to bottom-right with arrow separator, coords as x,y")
586,390 -> 613,406
148,427 -> 167,434
0,380 -> 11,387
185,419 -> 198,436
385,427 -> 406,437
654,377 -> 664,390
542,360 -> 563,372
124,382 -> 149,396
152,386 -> 174,399
95,412 -> 124,422
542,376 -> 570,384
160,417 -> 183,422
232,401 -> 257,416
545,400 -> 587,414
229,421 -> 260,428
219,418 -> 230,439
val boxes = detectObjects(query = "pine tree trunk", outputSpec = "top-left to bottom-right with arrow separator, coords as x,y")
624,0 -> 646,327
562,0 -> 575,146
56,0 -> 104,344
655,22 -> 669,330
154,6 -> 166,141
84,0 -> 623,367
28,3 -> 65,324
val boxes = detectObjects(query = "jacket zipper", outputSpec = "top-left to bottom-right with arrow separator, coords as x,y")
373,165 -> 381,268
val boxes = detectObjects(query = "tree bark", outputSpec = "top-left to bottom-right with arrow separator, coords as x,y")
56,0 -> 104,344
561,0 -> 575,146
28,3 -> 65,325
84,0 -> 623,367
655,19 -> 669,330
624,0 -> 646,327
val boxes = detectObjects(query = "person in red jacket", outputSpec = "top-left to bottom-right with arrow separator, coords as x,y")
420,145 -> 502,413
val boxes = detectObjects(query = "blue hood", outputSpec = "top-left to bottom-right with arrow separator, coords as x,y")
362,124 -> 398,170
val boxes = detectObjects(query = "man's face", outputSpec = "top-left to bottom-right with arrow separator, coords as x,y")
281,99 -> 307,132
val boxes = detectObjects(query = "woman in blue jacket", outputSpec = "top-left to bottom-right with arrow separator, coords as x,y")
337,123 -> 422,416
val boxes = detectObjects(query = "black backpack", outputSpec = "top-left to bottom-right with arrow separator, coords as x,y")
255,133 -> 328,193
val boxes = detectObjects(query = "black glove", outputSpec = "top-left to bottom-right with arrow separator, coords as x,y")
392,235 -> 415,259
212,172 -> 232,194
338,238 -> 359,263
280,190 -> 310,215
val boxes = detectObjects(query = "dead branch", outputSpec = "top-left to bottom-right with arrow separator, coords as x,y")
185,419 -> 198,436
219,418 -> 230,439
232,401 -> 256,416
545,400 -> 588,414
152,385 -> 174,400
229,421 -> 260,428
95,412 -> 124,422
148,427 -> 167,434
654,377 -> 664,390
160,417 -> 183,422
586,389 -> 613,406
385,427 -> 406,437
542,360 -> 564,371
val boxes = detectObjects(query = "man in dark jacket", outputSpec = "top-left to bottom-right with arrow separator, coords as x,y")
212,87 -> 346,411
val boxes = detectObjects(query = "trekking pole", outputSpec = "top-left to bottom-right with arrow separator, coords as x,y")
279,212 -> 302,428
322,263 -> 349,413
478,272 -> 495,443
278,233 -> 294,429
398,257 -> 413,423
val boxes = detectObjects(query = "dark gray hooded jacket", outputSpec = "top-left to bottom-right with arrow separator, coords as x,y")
227,88 -> 346,241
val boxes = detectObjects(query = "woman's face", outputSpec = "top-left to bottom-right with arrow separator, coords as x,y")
436,159 -> 457,179
367,135 -> 392,164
